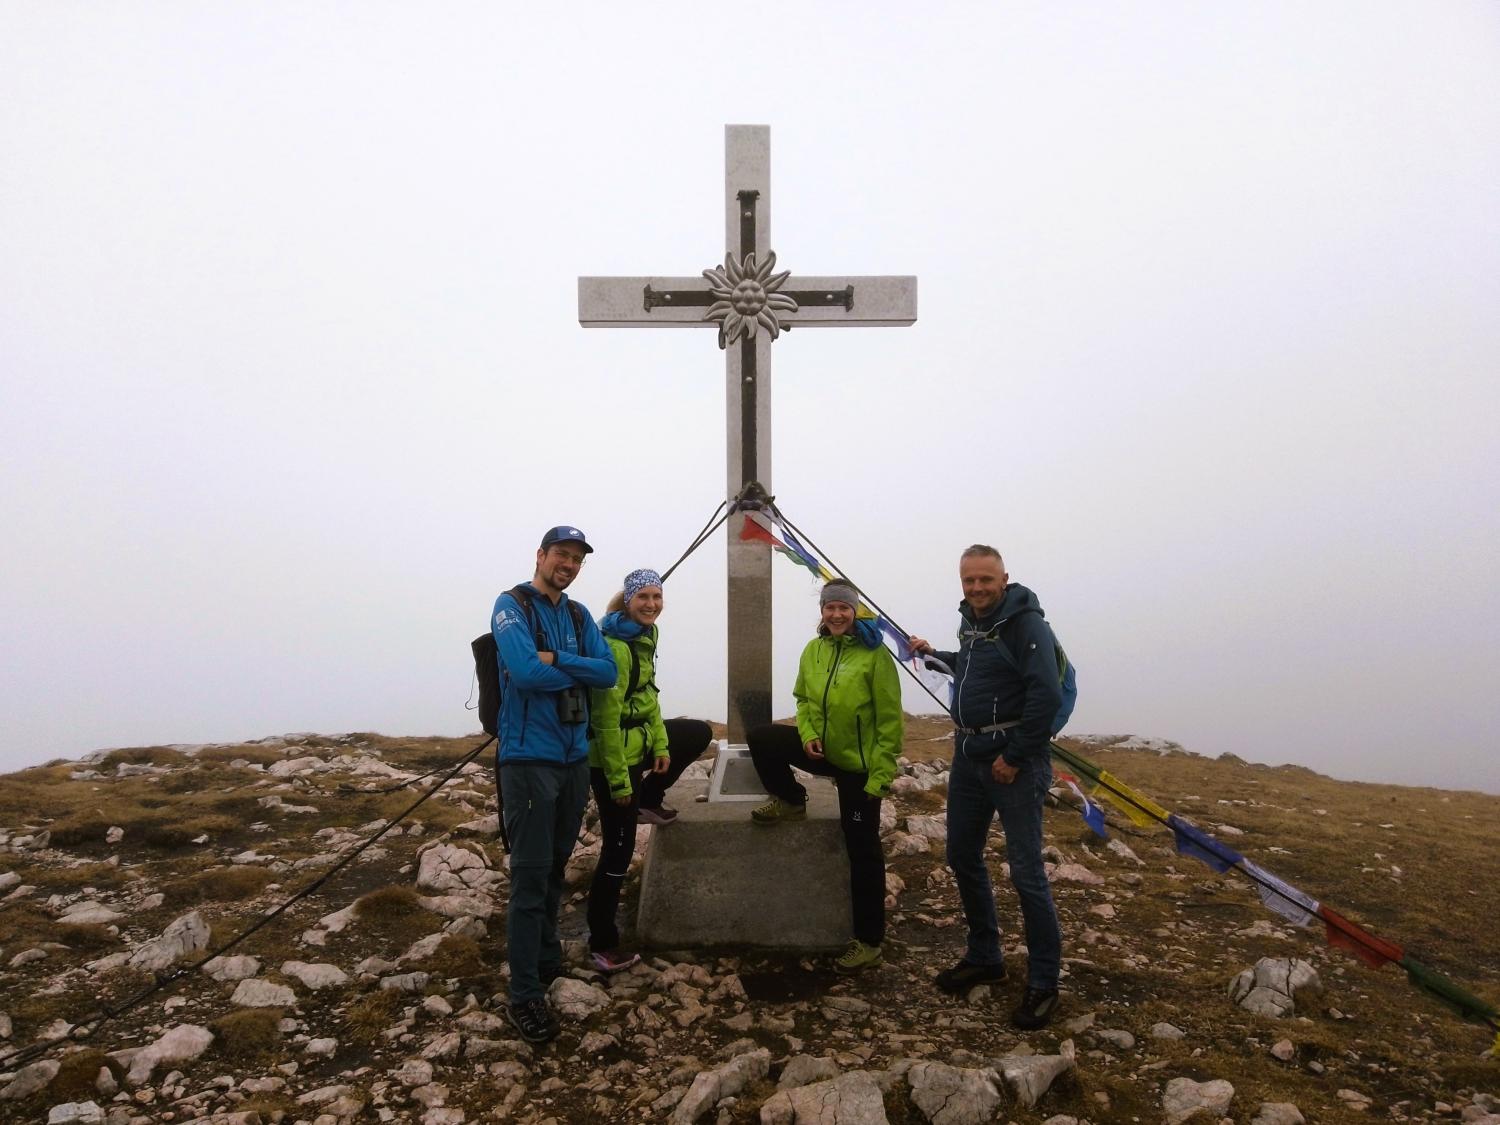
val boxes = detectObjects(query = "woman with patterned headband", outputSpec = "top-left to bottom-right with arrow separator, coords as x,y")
585,567 -> 713,974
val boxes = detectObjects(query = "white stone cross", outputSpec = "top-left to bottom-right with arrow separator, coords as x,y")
578,124 -> 917,742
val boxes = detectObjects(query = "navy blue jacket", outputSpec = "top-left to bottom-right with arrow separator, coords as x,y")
491,583 -> 617,766
933,583 -> 1062,769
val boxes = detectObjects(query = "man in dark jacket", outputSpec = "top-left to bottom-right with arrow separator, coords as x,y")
908,544 -> 1063,1029
491,525 -> 617,1043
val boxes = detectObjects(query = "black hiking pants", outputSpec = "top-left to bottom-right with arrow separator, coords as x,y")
585,717 -> 713,952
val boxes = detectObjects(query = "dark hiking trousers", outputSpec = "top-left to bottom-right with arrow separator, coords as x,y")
747,722 -> 886,946
501,760 -> 589,1003
585,717 -> 714,952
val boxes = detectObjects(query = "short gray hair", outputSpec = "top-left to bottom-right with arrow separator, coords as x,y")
960,543 -> 1003,563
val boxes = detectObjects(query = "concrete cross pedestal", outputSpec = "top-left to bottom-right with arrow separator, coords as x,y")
578,126 -> 916,947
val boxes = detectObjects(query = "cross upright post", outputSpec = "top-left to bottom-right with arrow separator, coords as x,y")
578,125 -> 917,744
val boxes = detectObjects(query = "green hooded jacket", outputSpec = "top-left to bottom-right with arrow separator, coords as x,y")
793,632 -> 903,798
588,627 -> 669,799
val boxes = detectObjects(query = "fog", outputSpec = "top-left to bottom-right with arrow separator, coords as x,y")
3,3 -> 1497,792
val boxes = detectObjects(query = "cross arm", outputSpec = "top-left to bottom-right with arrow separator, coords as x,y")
578,274 -> 917,328
578,277 -> 714,327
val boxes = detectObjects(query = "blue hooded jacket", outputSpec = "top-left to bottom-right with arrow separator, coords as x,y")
933,583 -> 1062,769
491,583 -> 617,766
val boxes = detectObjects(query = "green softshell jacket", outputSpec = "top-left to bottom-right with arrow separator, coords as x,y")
793,633 -> 904,798
588,628 -> 669,799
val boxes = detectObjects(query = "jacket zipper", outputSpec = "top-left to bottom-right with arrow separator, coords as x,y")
820,640 -> 844,748
855,715 -> 867,772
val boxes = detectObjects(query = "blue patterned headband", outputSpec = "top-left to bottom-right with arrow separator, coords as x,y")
623,568 -> 663,603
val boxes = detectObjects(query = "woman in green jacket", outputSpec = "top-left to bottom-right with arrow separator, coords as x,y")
748,580 -> 904,973
586,567 -> 712,973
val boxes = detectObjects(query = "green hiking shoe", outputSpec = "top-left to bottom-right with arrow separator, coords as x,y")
834,939 -> 883,974
751,797 -> 807,825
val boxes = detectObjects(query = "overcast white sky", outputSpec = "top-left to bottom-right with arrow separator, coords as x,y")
3,3 -> 1497,792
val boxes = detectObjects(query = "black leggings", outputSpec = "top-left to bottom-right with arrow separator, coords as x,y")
586,717 -> 713,952
747,722 -> 886,946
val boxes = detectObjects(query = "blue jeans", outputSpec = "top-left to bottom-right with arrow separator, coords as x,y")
945,751 -> 1061,990
501,761 -> 589,1003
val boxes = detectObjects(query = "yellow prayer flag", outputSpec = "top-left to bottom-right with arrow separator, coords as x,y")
1091,771 -> 1169,827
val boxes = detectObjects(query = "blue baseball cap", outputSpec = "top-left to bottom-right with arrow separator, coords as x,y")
540,525 -> 594,554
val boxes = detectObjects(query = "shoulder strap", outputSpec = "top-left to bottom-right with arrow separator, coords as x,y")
566,600 -> 586,650
507,585 -> 543,649
625,625 -> 657,698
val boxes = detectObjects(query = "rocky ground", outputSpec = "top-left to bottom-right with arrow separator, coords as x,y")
0,723 -> 1497,1125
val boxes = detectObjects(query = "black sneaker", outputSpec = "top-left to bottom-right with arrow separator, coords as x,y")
505,997 -> 560,1044
1011,986 -> 1059,1030
934,959 -> 1007,994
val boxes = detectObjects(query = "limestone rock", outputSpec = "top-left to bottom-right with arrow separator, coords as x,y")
1251,1103 -> 1306,1125
128,911 -> 210,972
416,844 -> 498,894
760,1070 -> 888,1124
548,977 -> 611,1020
906,1061 -> 1003,1125
47,1101 -> 104,1123
59,901 -> 126,926
280,960 -> 349,990
778,1054 -> 841,1090
203,955 -> 261,982
1151,1022 -> 1185,1040
1,1059 -> 61,1099
230,979 -> 297,1007
1163,1077 -> 1235,1124
670,1048 -> 770,1125
125,1024 -> 214,1086
454,814 -> 500,837
380,971 -> 430,992
416,894 -> 494,920
994,1039 -> 1075,1109
267,755 -> 326,777
819,996 -> 870,1022
905,815 -> 946,842
1228,958 -> 1321,1018
1049,863 -> 1104,885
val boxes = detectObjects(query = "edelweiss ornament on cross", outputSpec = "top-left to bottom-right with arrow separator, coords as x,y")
578,125 -> 917,742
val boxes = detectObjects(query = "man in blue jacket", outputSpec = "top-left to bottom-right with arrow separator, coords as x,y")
908,544 -> 1064,1030
492,525 -> 617,1044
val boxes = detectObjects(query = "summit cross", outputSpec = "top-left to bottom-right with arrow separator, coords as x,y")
578,125 -> 917,742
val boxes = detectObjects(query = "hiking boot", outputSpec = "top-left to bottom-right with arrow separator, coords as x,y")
637,805 -> 679,826
504,997 -> 560,1044
591,949 -> 641,974
751,797 -> 807,825
1011,986 -> 1059,1030
934,959 -> 1007,994
833,939 -> 883,974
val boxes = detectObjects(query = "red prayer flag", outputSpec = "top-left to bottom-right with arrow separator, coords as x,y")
739,516 -> 782,546
1319,905 -> 1404,969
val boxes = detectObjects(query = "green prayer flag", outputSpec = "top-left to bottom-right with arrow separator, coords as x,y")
1400,956 -> 1500,1025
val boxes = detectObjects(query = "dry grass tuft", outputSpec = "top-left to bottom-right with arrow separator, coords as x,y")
418,934 -> 487,978
56,922 -> 119,951
353,884 -> 421,920
162,865 -> 274,907
98,746 -> 188,769
209,1008 -> 284,1060
342,989 -> 401,1044
49,1049 -> 118,1101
